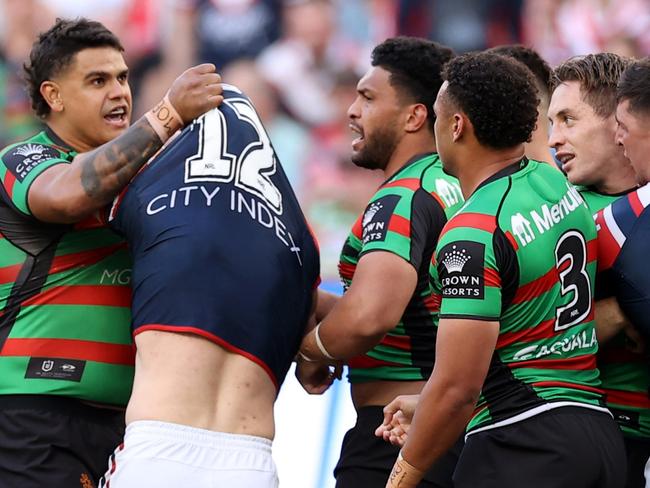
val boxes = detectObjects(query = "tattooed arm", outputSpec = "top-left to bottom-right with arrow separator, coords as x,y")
28,64 -> 223,224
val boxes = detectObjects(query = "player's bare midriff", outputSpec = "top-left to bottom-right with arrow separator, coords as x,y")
126,330 -> 277,440
351,380 -> 427,410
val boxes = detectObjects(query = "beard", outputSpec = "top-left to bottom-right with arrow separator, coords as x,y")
350,123 -> 400,171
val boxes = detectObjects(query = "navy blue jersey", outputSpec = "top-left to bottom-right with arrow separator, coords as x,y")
595,184 -> 650,339
109,85 -> 319,388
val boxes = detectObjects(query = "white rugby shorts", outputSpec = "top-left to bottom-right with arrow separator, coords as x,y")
99,420 -> 278,488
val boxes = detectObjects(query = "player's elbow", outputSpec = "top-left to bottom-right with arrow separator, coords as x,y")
353,304 -> 400,339
34,196 -> 94,224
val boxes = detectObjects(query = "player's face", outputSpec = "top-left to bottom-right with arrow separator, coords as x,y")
616,100 -> 650,185
433,82 -> 458,176
53,47 -> 132,150
347,66 -> 401,171
548,81 -> 626,188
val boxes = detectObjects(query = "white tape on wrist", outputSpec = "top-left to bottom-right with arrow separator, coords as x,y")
314,323 -> 336,360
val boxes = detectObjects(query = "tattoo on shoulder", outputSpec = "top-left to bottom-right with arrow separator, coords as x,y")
80,118 -> 163,202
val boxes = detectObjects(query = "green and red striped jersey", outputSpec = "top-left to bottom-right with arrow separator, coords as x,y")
339,153 -> 464,383
0,128 -> 134,406
586,186 -> 650,439
433,159 -> 607,435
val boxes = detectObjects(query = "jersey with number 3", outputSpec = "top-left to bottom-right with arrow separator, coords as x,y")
433,159 -> 606,435
109,85 -> 320,389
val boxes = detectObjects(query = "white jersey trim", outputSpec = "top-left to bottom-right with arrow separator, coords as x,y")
603,204 -> 627,247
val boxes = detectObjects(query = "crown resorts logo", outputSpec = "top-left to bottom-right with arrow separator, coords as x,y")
14,143 -> 46,158
362,202 -> 383,227
441,245 -> 471,273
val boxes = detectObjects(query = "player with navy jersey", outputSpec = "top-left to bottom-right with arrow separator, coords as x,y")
100,85 -> 319,488
386,52 -> 625,488
598,57 -> 650,340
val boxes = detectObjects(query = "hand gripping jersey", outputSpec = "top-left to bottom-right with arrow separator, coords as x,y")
109,85 -> 319,389
433,159 -> 607,435
594,184 -> 650,438
339,153 -> 464,383
0,128 -> 134,405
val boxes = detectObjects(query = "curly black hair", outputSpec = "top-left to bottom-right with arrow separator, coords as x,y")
617,57 -> 650,116
443,52 -> 539,149
486,44 -> 552,103
24,18 -> 124,118
371,36 -> 455,132
552,53 -> 630,118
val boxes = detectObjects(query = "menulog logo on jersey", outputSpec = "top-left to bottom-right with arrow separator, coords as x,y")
438,240 -> 485,299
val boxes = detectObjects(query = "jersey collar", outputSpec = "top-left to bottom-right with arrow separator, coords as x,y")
383,152 -> 437,186
475,156 -> 529,193
43,126 -> 75,154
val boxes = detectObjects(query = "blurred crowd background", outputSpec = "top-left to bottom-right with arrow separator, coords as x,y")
1,0 -> 649,279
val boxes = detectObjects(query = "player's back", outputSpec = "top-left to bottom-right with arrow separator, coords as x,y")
435,159 -> 604,434
110,85 -> 319,390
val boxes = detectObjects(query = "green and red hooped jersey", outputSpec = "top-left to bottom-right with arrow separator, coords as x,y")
433,158 -> 608,435
0,128 -> 134,406
339,153 -> 464,383
584,186 -> 650,439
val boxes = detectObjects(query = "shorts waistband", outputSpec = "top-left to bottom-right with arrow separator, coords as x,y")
125,420 -> 273,452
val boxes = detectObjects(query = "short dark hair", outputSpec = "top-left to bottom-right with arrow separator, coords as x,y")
487,44 -> 552,103
617,57 -> 650,116
24,18 -> 124,118
552,53 -> 630,118
443,52 -> 539,149
371,36 -> 455,132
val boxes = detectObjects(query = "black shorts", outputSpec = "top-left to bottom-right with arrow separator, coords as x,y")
454,406 -> 626,488
624,436 -> 650,488
0,395 -> 125,488
334,405 -> 463,488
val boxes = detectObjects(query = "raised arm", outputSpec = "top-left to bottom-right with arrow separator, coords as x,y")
29,64 -> 223,223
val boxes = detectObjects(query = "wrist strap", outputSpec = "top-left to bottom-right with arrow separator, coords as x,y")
144,95 -> 184,142
387,452 -> 425,487
315,323 -> 336,360
296,351 -> 316,363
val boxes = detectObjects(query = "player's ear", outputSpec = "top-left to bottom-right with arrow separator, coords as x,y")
405,103 -> 428,133
452,113 -> 465,143
41,81 -> 64,113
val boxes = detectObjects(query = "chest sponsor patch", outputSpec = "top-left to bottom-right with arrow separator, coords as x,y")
25,357 -> 86,382
438,240 -> 485,299
3,143 -> 62,183
361,194 -> 400,245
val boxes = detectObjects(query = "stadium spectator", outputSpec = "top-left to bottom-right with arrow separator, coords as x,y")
0,17 -> 220,487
